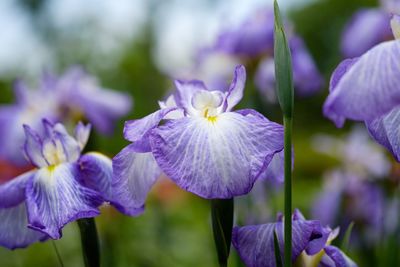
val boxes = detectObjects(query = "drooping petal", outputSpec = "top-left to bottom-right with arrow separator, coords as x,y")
174,80 -> 207,115
223,65 -> 246,112
320,246 -> 358,267
26,164 -> 103,239
366,105 -> 400,161
150,110 -> 283,199
112,144 -> 161,216
23,125 -> 48,167
232,218 -> 320,267
259,150 -> 284,183
74,122 -> 91,150
78,152 -> 113,201
323,40 -> 400,126
123,107 -> 178,152
232,223 -> 277,267
0,203 -> 47,250
0,171 -> 34,208
341,9 -> 392,58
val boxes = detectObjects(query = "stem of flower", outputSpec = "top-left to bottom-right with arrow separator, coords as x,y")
77,218 -> 100,267
211,198 -> 234,267
284,116 -> 292,267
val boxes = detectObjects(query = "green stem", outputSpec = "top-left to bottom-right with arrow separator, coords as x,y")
211,198 -> 234,267
77,218 -> 100,267
284,116 -> 292,267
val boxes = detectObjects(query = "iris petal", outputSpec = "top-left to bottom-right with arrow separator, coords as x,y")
26,164 -> 102,239
78,152 -> 113,201
112,144 -> 161,216
0,171 -> 33,208
367,106 -> 400,161
0,203 -> 47,250
324,40 -> 400,126
321,245 -> 358,267
23,125 -> 48,167
124,107 -> 178,152
223,65 -> 246,112
150,110 -> 283,199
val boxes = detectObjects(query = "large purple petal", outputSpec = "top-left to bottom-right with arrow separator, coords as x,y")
366,106 -> 400,161
0,171 -> 34,208
78,152 -> 113,201
150,110 -> 283,199
0,203 -> 47,250
26,164 -> 103,239
223,65 -> 246,111
124,107 -> 178,152
341,9 -> 392,58
323,40 -> 400,126
320,245 -> 358,267
111,144 -> 161,216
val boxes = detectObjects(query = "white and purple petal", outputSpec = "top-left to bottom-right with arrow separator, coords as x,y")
112,144 -> 161,216
26,163 -> 103,239
324,40 -> 400,126
78,152 -> 113,201
74,122 -> 91,150
174,80 -> 207,115
0,203 -> 47,250
320,245 -> 358,267
366,106 -> 400,161
150,110 -> 283,199
223,65 -> 246,112
123,107 -> 178,152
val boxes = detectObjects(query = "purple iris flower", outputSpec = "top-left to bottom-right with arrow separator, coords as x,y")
324,15 -> 400,160
195,8 -> 323,101
232,209 -> 357,267
312,170 -> 385,244
0,120 -> 112,249
0,67 -> 132,165
112,65 -> 284,216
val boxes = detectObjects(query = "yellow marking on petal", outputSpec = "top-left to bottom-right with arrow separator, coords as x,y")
47,165 -> 56,172
207,116 -> 218,123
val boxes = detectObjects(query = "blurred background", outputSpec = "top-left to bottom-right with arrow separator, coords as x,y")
0,0 -> 399,266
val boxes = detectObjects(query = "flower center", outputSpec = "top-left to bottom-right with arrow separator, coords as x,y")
191,90 -> 224,121
42,139 -> 67,166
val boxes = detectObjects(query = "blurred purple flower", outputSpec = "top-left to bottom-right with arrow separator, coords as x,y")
341,9 -> 392,58
0,67 -> 132,165
0,121 -> 112,249
192,8 -> 322,102
232,209 -> 357,267
112,65 -> 284,216
312,170 -> 384,243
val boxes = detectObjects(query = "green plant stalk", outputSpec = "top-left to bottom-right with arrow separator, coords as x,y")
211,198 -> 234,267
284,116 -> 292,267
77,218 -> 100,267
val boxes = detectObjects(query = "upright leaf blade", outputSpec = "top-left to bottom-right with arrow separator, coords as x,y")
211,198 -> 234,267
274,0 -> 294,118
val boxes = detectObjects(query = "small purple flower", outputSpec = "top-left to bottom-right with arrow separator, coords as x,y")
0,120 -> 112,249
0,67 -> 132,165
232,209 -> 357,267
112,65 -> 284,216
